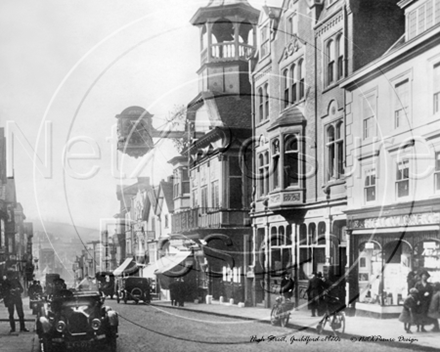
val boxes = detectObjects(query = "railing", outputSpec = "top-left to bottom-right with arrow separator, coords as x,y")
171,207 -> 250,233
209,43 -> 254,61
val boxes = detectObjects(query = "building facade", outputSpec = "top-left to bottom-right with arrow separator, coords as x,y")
249,0 -> 404,308
342,0 -> 440,318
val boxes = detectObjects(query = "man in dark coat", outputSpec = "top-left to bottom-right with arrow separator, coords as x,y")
2,269 -> 29,333
280,272 -> 294,300
306,272 -> 325,317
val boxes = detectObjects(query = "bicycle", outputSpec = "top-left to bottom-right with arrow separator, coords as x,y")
316,294 -> 346,335
270,296 -> 294,327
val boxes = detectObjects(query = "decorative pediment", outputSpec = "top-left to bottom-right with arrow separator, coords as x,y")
281,36 -> 303,61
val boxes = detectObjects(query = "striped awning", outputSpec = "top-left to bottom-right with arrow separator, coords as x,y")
113,257 -> 138,276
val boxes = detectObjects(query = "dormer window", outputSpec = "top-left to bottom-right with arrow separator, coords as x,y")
407,0 -> 440,41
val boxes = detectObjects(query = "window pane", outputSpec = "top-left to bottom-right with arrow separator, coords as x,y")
284,152 -> 298,187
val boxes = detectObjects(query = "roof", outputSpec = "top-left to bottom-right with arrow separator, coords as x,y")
160,180 -> 174,213
207,0 -> 250,7
268,106 -> 306,131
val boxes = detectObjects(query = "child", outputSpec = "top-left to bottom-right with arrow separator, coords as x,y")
399,288 -> 419,334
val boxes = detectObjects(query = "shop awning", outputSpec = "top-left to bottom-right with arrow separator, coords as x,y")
154,251 -> 192,275
352,225 -> 440,235
113,258 -> 139,276
142,264 -> 157,279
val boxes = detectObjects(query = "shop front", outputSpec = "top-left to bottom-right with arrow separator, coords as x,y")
347,209 -> 440,318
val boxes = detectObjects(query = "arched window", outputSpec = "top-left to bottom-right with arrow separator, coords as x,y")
317,222 -> 326,245
290,63 -> 297,104
336,34 -> 344,80
327,125 -> 335,180
298,59 -> 305,100
327,40 -> 335,85
308,223 -> 316,245
284,134 -> 299,187
272,139 -> 280,190
299,224 -> 307,245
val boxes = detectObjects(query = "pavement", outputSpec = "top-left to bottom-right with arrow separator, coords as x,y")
151,299 -> 440,351
0,298 -> 38,352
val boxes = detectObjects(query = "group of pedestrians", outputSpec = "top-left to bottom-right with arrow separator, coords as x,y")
399,269 -> 440,333
169,278 -> 186,307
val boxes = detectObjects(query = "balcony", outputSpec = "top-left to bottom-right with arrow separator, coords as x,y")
172,207 -> 250,233
201,43 -> 254,64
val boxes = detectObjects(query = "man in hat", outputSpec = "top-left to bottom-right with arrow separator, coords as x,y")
2,269 -> 29,333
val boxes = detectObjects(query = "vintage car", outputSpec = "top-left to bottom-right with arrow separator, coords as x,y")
116,276 -> 151,304
36,289 -> 118,352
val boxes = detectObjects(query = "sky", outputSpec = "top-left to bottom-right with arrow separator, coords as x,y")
0,0 -> 278,231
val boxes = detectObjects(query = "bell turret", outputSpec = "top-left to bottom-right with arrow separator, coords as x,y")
190,0 -> 259,95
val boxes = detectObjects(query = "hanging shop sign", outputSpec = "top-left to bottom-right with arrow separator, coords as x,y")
350,212 -> 440,229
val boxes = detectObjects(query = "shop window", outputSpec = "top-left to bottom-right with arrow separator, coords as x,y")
317,222 -> 326,245
299,224 -> 307,246
414,240 -> 440,282
358,242 -> 382,304
383,241 -> 412,306
362,94 -> 376,140
308,223 -> 316,245
284,134 -> 299,187
272,139 -> 280,190
394,79 -> 409,129
299,247 -> 312,280
434,63 -> 440,114
364,168 -> 376,202
435,152 -> 440,192
269,227 -> 292,275
396,159 -> 409,198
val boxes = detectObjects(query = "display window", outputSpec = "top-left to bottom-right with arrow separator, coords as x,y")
414,240 -> 440,283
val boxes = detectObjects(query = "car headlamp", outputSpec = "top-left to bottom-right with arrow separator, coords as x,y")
91,318 -> 101,330
56,320 -> 66,333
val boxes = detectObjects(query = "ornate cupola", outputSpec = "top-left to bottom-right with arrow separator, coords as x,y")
190,0 -> 259,95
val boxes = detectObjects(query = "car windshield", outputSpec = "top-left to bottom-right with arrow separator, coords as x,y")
75,277 -> 100,292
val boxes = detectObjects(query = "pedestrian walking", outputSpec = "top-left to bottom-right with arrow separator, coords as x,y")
306,272 -> 325,317
399,287 -> 420,334
2,269 -> 29,333
280,272 -> 294,300
169,279 -> 178,306
414,269 -> 434,332
427,282 -> 440,332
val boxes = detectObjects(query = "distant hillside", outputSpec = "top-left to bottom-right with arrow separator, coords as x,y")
31,220 -> 100,244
